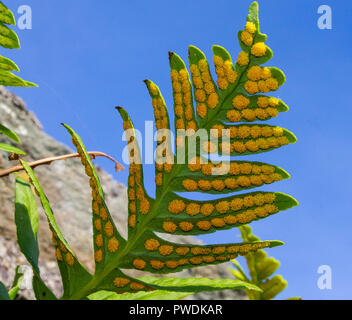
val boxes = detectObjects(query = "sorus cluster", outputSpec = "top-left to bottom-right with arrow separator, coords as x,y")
72,136 -> 120,261
227,94 -> 280,122
244,65 -> 279,95
52,231 -> 75,267
213,55 -> 238,91
128,163 -> 151,221
203,125 -> 289,154
171,68 -> 197,137
133,241 -> 270,271
162,202 -> 278,234
155,155 -> 174,187
167,192 -> 277,217
113,277 -> 150,292
181,171 -> 282,192
189,59 -> 219,119
149,83 -> 169,131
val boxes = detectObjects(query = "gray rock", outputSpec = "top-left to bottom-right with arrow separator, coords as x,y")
0,87 -> 245,300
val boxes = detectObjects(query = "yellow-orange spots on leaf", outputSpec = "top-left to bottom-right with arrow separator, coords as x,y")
168,199 -> 186,214
95,234 -> 103,248
190,64 -> 200,76
104,221 -> 114,237
171,69 -> 179,81
224,178 -> 238,190
191,247 -> 211,255
231,198 -> 244,211
201,163 -> 213,176
197,221 -> 212,231
155,173 -> 163,186
213,55 -> 224,66
267,107 -> 279,118
257,97 -> 269,108
140,198 -> 150,215
176,247 -> 190,256
159,245 -> 174,256
212,246 -> 226,255
203,256 -> 215,263
196,103 -> 207,118
144,239 -> 160,251
245,21 -> 256,34
188,157 -> 202,172
204,82 -> 215,94
150,260 -> 164,270
216,201 -> 230,214
233,95 -> 250,110
195,89 -> 206,103
266,78 -> 279,91
212,180 -> 225,192
100,207 -> 108,221
128,189 -> 135,201
228,246 -> 239,253
237,51 -> 249,66
163,221 -> 177,233
179,69 -> 188,81
130,282 -> 145,291
224,215 -> 238,225
233,142 -> 246,154
243,196 -> 255,208
241,31 -> 253,46
246,140 -> 259,152
229,163 -> 240,175
226,110 -> 241,123
198,59 -> 208,72
113,277 -> 130,288
190,257 -> 203,265
178,258 -> 189,266
108,237 -> 120,253
56,248 -> 63,261
217,77 -> 229,90
254,206 -> 268,218
149,83 -> 159,96
95,249 -> 103,263
93,201 -> 99,215
216,256 -> 228,261
211,218 -> 226,228
94,219 -> 102,232
133,259 -> 146,270
237,176 -> 251,187
182,179 -> 198,191
186,120 -> 197,131
261,68 -> 272,80
245,81 -> 259,95
129,214 -> 136,228
179,221 -> 194,232
241,109 -> 256,121
255,108 -> 268,120
207,93 -> 219,109
251,42 -> 267,57
186,203 -> 201,216
200,203 -> 214,216
166,260 -> 179,269
185,106 -> 193,121
247,66 -> 262,81
264,193 -> 276,204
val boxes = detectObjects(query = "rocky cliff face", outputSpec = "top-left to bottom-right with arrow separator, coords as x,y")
0,87 -> 245,300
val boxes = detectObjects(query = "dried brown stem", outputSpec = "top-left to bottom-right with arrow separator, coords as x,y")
0,151 -> 124,178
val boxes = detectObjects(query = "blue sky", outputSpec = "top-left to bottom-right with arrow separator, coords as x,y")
6,0 -> 352,299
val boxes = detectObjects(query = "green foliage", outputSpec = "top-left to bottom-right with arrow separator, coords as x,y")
8,2 -> 297,300
231,226 -> 301,300
0,266 -> 25,300
0,1 -> 36,155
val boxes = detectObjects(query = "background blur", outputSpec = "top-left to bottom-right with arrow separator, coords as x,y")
6,0 -> 352,299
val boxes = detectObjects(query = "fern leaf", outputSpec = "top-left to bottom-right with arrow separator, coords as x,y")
16,2 -> 297,300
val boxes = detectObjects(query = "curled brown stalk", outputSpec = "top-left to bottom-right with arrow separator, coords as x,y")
0,151 -> 124,178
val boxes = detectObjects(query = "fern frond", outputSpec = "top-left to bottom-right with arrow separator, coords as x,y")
15,2 -> 298,300
0,1 -> 36,155
231,225 -> 299,300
